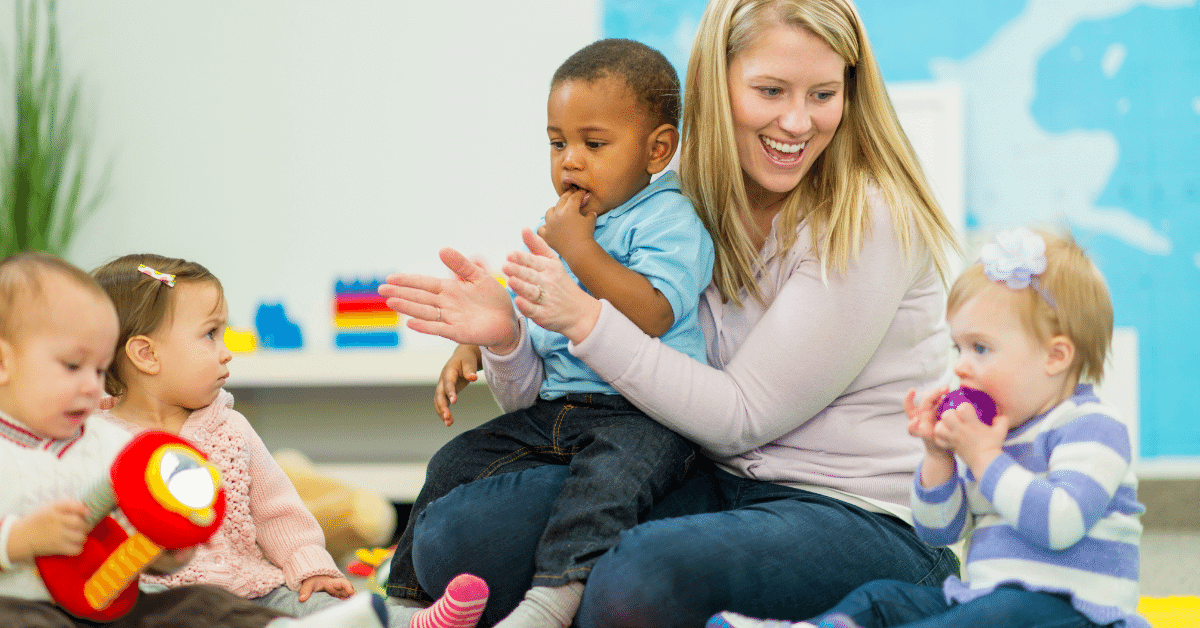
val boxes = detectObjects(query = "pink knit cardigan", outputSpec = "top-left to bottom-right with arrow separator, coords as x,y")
99,390 -> 343,598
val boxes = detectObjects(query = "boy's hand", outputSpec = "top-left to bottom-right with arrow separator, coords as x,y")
298,575 -> 355,601
7,500 -> 90,562
145,546 -> 196,575
435,344 -> 482,426
935,404 -> 1010,478
539,189 -> 598,263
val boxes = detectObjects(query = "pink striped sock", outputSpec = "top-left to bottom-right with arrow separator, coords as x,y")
411,573 -> 489,628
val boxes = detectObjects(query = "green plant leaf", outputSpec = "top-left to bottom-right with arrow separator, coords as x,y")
2,0 -> 106,259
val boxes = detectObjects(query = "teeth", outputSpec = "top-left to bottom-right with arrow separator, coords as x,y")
762,136 -> 805,154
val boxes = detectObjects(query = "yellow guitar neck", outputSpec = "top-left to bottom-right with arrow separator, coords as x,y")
83,534 -> 162,610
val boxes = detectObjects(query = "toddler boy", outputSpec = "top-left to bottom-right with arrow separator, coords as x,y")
387,39 -> 714,628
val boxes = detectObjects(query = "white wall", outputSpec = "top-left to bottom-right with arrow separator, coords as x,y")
42,1 -> 598,352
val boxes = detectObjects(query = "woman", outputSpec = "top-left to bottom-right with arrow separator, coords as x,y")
381,1 -> 961,626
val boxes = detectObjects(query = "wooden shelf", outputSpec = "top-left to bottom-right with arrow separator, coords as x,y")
225,347 -> 456,387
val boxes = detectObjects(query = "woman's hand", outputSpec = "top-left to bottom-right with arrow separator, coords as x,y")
503,228 -> 602,344
379,247 -> 521,354
435,344 -> 482,426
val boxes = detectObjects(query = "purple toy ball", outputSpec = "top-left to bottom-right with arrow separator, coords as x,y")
936,387 -> 997,426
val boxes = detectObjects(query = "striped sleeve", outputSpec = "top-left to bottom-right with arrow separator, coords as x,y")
912,461 -> 969,547
979,412 -> 1133,551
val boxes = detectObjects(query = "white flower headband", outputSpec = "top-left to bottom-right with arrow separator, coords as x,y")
978,228 -> 1055,307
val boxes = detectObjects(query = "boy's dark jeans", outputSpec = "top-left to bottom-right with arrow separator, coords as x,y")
386,393 -> 696,601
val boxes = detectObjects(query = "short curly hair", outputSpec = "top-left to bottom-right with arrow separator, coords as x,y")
551,38 -> 681,129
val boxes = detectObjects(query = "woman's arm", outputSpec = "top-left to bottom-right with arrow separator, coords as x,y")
506,200 -> 922,456
481,317 -> 544,413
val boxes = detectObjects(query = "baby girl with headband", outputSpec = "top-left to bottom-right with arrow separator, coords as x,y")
91,254 -> 489,628
711,228 -> 1149,628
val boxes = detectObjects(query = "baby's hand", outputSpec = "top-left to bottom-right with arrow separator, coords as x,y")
7,499 -> 90,562
435,344 -> 482,426
298,575 -> 355,601
905,387 -> 950,454
539,188 -> 597,262
934,404 -> 1010,476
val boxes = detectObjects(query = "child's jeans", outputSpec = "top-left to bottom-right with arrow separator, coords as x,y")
386,393 -> 696,602
820,579 -> 1102,628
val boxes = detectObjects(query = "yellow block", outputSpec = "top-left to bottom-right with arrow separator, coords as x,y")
335,311 -> 398,327
1139,596 -> 1200,628
224,327 -> 257,353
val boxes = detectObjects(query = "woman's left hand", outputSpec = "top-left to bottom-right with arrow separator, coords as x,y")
503,228 -> 602,344
379,247 -> 521,352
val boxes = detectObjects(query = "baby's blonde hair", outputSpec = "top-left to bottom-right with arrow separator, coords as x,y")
947,230 -> 1113,383
0,251 -> 109,340
91,253 -> 223,397
680,0 -> 959,304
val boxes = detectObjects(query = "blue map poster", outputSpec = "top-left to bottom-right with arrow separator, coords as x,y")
604,0 -> 1200,459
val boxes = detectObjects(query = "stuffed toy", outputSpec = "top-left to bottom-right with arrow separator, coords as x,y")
273,449 -> 396,562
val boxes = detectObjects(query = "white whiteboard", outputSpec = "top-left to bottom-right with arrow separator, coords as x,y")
35,2 -> 965,384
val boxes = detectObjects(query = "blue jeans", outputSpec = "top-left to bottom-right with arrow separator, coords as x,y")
409,462 -> 960,628
386,394 -> 696,602
819,580 -> 1101,628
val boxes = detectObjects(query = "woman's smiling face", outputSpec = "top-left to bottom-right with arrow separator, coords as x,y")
727,22 -> 846,209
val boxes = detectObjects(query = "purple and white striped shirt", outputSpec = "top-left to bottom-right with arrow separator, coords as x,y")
913,384 -> 1149,628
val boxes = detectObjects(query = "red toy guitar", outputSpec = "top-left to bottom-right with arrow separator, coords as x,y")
35,431 -> 226,621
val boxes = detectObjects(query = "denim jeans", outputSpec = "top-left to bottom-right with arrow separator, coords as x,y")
386,393 -> 696,602
408,461 -> 960,628
820,579 -> 1101,628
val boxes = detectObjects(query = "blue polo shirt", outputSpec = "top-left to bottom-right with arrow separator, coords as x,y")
529,170 -> 714,399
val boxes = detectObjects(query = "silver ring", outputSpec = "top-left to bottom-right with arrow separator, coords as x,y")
536,285 -> 544,304
436,307 -> 442,322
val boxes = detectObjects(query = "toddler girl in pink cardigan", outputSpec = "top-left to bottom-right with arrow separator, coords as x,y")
90,253 -> 488,628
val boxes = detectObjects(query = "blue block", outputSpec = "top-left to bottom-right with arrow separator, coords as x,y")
335,331 -> 400,348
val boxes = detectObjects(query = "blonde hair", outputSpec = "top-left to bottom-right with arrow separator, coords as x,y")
946,230 -> 1113,383
680,0 -> 958,304
0,251 -> 109,340
91,253 -> 223,396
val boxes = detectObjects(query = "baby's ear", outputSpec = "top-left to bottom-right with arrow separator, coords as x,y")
646,123 -> 679,175
1045,334 -> 1075,377
125,335 -> 161,376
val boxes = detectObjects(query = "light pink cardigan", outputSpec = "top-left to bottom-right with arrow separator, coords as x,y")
99,390 -> 342,598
